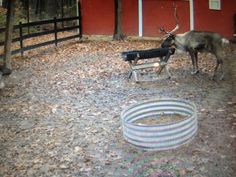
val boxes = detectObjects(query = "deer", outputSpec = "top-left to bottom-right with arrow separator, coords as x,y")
160,6 -> 230,80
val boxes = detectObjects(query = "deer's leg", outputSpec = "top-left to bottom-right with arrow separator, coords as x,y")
213,51 -> 224,80
213,58 -> 224,80
190,52 -> 199,75
219,60 -> 224,80
194,52 -> 199,73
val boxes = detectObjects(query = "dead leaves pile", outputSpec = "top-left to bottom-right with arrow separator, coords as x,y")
0,37 -> 236,177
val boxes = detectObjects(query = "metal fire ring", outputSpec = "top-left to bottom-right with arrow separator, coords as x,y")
121,98 -> 198,151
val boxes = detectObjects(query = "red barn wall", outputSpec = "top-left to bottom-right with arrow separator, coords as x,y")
194,0 -> 236,38
122,0 -> 139,36
80,0 -> 235,38
80,0 -> 114,35
143,0 -> 190,37
81,0 -> 138,36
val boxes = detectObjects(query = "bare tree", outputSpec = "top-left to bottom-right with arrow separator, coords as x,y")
3,0 -> 16,69
113,0 -> 124,40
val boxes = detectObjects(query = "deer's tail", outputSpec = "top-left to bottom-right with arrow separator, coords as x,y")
222,38 -> 230,46
227,38 -> 236,53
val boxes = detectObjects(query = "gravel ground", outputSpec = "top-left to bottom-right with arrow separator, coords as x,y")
0,40 -> 235,177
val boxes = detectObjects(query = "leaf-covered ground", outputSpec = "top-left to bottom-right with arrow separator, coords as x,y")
0,39 -> 236,177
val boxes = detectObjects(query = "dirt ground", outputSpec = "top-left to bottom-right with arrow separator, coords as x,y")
0,40 -> 235,177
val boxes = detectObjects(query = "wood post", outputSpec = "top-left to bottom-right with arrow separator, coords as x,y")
3,0 -> 16,69
19,22 -> 24,57
54,17 -> 58,46
78,0 -> 82,37
76,0 -> 81,35
27,0 -> 30,34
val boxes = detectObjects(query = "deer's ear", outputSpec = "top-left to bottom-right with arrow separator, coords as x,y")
159,27 -> 167,34
168,33 -> 175,39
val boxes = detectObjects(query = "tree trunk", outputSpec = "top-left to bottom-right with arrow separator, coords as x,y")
113,0 -> 123,40
46,0 -> 57,17
27,0 -> 30,33
61,0 -> 64,27
35,0 -> 39,14
4,0 -> 16,69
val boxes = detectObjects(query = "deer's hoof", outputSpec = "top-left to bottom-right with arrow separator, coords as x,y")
212,73 -> 224,81
191,70 -> 199,75
0,67 -> 12,76
219,74 -> 225,81
0,82 -> 5,89
212,76 -> 217,82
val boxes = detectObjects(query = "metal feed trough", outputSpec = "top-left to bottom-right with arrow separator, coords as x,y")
121,98 -> 198,151
121,48 -> 175,82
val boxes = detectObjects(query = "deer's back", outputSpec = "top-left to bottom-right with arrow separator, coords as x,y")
176,30 -> 224,53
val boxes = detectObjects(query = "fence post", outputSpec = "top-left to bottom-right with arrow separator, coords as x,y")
76,0 -> 79,34
54,17 -> 58,46
19,21 -> 24,57
78,0 -> 82,38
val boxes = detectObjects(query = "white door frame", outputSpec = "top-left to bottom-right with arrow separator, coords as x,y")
189,0 -> 195,30
138,0 -> 195,36
138,0 -> 143,37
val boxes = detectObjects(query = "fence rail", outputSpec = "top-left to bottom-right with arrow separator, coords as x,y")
0,16 -> 82,59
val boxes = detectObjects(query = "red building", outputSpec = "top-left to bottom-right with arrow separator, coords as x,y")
80,0 -> 236,39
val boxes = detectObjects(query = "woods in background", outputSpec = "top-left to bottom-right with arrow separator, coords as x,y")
0,0 -> 77,26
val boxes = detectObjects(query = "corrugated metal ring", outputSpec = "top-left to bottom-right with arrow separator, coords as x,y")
121,98 -> 198,151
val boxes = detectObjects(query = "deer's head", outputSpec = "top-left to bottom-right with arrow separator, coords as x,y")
161,32 -> 176,48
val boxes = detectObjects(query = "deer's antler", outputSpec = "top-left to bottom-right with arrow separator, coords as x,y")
159,3 -> 180,39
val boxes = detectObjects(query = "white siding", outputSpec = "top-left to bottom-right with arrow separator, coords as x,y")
138,0 -> 143,37
190,0 -> 195,30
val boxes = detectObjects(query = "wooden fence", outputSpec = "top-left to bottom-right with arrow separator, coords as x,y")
0,16 -> 82,59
